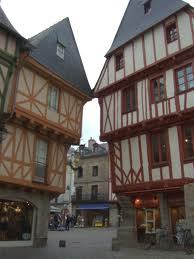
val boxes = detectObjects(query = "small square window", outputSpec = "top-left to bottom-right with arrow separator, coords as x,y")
56,43 -> 65,59
115,52 -> 124,71
175,64 -> 194,93
48,86 -> 59,112
166,23 -> 178,43
144,0 -> 151,14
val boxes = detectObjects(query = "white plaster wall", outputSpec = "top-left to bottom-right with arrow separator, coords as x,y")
109,93 -> 114,131
170,98 -> 176,113
124,43 -> 134,76
168,127 -> 182,179
162,166 -> 170,180
122,114 -> 127,127
140,135 -> 149,182
137,81 -> 143,122
167,40 -> 179,55
145,79 -> 150,120
128,113 -> 132,126
157,102 -> 163,117
184,163 -> 194,178
108,56 -> 115,84
116,68 -> 124,81
154,24 -> 166,60
117,91 -> 122,129
178,12 -> 193,49
152,168 -> 161,181
144,30 -> 155,65
130,137 -> 140,172
103,98 -> 109,132
187,91 -> 194,109
166,69 -> 174,98
151,105 -> 156,118
99,67 -> 108,90
179,94 -> 185,111
133,111 -> 137,124
134,37 -> 144,71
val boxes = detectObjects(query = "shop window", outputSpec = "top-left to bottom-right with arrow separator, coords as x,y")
122,86 -> 136,113
144,0 -> 151,14
166,22 -> 178,43
150,76 -> 165,103
0,199 -> 33,241
151,131 -> 168,166
91,185 -> 98,200
34,139 -> 48,183
76,186 -> 82,200
77,167 -> 83,178
183,125 -> 194,159
92,166 -> 98,177
115,52 -> 124,71
175,64 -> 194,93
145,209 -> 156,234
48,86 -> 59,112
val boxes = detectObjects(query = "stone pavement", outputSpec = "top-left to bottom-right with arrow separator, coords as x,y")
0,228 -> 193,259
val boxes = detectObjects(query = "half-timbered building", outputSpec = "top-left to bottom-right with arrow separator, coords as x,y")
0,8 -> 91,247
95,0 -> 194,248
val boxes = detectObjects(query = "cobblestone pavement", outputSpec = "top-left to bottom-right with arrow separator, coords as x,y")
0,228 -> 193,259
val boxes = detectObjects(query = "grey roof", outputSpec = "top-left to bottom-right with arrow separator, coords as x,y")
0,6 -> 25,41
106,0 -> 188,56
29,18 -> 92,97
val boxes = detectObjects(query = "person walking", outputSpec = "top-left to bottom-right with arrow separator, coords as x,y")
65,214 -> 70,231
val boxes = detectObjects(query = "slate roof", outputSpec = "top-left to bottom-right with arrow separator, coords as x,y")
29,18 -> 92,98
106,0 -> 188,57
0,6 -> 25,41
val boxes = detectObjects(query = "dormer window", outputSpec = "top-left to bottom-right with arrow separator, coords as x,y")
144,0 -> 151,14
166,22 -> 178,43
56,43 -> 65,59
115,52 -> 124,71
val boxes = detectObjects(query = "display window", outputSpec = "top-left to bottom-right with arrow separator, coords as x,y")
0,199 -> 33,241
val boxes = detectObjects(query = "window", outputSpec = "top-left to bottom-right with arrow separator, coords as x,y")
144,0 -> 151,14
151,132 -> 168,166
92,166 -> 98,177
145,209 -> 156,234
122,86 -> 136,113
166,23 -> 178,43
151,76 -> 165,103
91,185 -> 98,200
48,86 -> 59,112
34,139 -> 48,183
115,52 -> 124,71
183,126 -> 194,159
56,43 -> 65,59
77,167 -> 83,178
175,64 -> 194,93
76,187 -> 82,200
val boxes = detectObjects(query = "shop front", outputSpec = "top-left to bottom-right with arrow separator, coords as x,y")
0,199 -> 34,246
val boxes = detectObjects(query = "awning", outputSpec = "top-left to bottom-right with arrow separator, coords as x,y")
78,203 -> 109,210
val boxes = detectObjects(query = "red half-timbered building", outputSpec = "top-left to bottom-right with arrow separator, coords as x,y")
0,8 -> 91,247
95,0 -> 194,247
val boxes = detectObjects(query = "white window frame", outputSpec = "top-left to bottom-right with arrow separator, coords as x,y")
56,43 -> 65,59
48,86 -> 59,112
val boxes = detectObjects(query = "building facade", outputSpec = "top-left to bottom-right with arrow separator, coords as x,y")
94,0 -> 194,247
72,139 -> 118,227
0,7 -> 91,247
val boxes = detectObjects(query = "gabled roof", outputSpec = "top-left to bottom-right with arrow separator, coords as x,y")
106,0 -> 188,57
0,6 -> 26,41
29,18 -> 92,98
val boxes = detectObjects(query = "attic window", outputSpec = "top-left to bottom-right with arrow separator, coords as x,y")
56,43 -> 65,59
144,0 -> 151,14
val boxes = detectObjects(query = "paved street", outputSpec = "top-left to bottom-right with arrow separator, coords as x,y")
0,228 -> 193,259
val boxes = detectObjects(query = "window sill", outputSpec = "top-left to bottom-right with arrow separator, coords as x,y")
151,98 -> 167,104
183,157 -> 194,164
122,109 -> 137,115
167,38 -> 178,44
176,87 -> 194,96
32,176 -> 46,184
152,162 -> 169,169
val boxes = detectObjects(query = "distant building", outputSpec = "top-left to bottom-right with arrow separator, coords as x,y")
0,6 -> 91,247
94,0 -> 194,249
72,138 -> 118,227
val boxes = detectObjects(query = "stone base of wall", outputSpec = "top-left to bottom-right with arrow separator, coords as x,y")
112,226 -> 137,250
33,237 -> 47,247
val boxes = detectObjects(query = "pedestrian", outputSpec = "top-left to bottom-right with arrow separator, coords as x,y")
65,214 -> 70,231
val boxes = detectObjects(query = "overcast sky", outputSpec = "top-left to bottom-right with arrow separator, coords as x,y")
1,0 -> 194,145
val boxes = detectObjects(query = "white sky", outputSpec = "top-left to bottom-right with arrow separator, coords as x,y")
1,0 -> 194,145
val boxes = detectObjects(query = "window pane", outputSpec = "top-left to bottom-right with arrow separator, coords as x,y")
178,77 -> 185,85
188,80 -> 194,89
160,133 -> 167,162
126,91 -> 131,112
159,78 -> 165,99
153,80 -> 159,102
179,83 -> 186,92
184,127 -> 194,158
177,70 -> 184,78
186,65 -> 192,75
152,135 -> 159,163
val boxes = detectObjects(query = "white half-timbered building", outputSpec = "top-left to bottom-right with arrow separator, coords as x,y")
95,0 -> 194,247
0,7 -> 91,247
